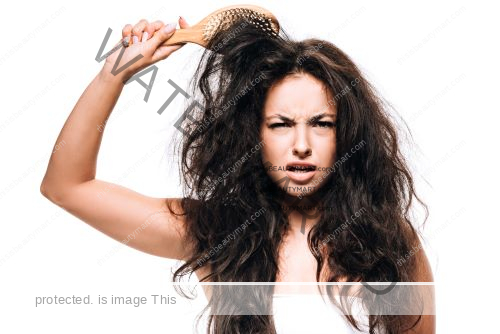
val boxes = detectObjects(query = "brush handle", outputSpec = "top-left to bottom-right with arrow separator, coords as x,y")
161,25 -> 206,48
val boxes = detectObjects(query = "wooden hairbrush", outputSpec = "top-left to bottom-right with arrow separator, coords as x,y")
160,4 -> 280,49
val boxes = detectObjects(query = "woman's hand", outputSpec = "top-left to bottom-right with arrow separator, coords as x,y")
101,17 -> 190,83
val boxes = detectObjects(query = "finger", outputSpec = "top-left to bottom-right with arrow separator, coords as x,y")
132,19 -> 149,44
147,20 -> 164,39
178,16 -> 190,29
150,22 -> 177,49
142,22 -> 156,42
121,36 -> 130,47
151,20 -> 165,31
122,24 -> 133,40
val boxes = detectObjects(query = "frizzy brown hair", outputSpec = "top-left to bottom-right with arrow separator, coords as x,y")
166,18 -> 429,334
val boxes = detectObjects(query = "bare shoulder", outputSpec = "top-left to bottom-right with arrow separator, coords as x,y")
405,228 -> 436,334
412,233 -> 434,282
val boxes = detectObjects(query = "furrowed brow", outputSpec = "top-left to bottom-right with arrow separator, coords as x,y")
308,113 -> 335,123
266,114 -> 294,121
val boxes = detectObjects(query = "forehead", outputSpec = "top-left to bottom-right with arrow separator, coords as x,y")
263,73 -> 336,116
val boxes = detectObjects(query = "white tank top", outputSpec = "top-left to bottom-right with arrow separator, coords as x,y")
192,293 -> 372,333
273,294 -> 369,333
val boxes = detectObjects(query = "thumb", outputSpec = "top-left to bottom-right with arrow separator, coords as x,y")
151,22 -> 177,48
179,16 -> 190,29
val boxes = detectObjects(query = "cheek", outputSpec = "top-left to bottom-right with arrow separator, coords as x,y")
260,130 -> 285,161
261,145 -> 282,166
314,137 -> 336,166
327,143 -> 337,165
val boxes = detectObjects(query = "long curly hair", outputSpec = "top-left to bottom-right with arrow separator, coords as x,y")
167,17 -> 428,334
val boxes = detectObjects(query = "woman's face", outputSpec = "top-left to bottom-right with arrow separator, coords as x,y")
260,72 -> 337,197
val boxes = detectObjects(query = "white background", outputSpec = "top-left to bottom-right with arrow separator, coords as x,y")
1,0 -> 498,333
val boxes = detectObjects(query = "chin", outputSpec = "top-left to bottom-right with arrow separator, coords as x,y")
279,180 -> 319,198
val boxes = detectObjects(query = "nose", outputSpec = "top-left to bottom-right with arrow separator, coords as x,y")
292,125 -> 312,158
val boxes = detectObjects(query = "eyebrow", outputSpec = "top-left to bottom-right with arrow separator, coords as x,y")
266,113 -> 336,122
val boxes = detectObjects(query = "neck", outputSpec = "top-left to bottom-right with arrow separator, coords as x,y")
279,186 -> 329,233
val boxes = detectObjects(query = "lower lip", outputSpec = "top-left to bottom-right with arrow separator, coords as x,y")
286,169 -> 316,183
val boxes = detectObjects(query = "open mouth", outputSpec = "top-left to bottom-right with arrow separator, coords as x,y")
285,163 -> 317,183
286,165 -> 316,173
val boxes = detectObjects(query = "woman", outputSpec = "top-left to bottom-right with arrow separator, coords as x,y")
40,16 -> 435,334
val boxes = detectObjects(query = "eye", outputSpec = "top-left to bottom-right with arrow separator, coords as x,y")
269,122 -> 290,129
315,121 -> 336,128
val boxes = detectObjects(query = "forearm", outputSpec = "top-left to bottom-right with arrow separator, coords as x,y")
41,69 -> 124,191
41,20 -> 181,196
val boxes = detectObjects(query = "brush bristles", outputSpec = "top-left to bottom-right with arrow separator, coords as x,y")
202,8 -> 279,42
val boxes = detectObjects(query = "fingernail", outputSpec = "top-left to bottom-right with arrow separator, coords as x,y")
163,23 -> 176,33
123,36 -> 130,46
141,31 -> 148,42
133,35 -> 139,44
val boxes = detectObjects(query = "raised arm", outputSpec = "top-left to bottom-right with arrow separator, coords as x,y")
40,17 -> 194,261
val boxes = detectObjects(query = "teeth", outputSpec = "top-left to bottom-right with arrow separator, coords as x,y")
287,165 -> 315,172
